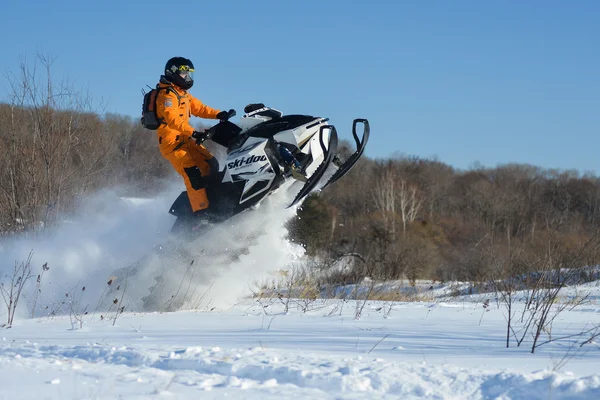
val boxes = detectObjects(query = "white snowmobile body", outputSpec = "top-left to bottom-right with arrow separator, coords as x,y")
169,106 -> 369,234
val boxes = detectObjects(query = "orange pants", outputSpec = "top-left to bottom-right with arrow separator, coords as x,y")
162,141 -> 215,212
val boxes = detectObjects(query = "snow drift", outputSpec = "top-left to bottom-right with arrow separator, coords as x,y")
0,182 -> 304,318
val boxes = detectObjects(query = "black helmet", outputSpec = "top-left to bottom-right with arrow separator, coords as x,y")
164,57 -> 195,90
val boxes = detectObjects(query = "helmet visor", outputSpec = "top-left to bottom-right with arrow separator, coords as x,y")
178,65 -> 194,84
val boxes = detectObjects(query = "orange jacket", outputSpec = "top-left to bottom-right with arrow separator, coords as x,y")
155,82 -> 220,154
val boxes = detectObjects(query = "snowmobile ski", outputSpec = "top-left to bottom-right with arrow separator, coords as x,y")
320,118 -> 370,190
288,125 -> 338,207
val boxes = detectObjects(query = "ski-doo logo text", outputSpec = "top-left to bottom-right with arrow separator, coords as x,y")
228,155 -> 267,169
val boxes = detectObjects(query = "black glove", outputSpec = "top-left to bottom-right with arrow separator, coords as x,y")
192,130 -> 209,144
216,109 -> 235,122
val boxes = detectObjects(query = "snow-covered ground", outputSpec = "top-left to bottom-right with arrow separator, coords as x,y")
1,185 -> 600,399
2,299 -> 600,399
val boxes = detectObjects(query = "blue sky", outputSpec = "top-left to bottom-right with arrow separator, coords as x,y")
1,1 -> 598,173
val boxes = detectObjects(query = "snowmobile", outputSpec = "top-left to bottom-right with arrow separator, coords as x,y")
168,104 -> 370,234
109,106 -> 368,310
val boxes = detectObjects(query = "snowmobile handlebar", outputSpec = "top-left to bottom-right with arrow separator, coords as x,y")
198,110 -> 238,141
194,112 -> 243,147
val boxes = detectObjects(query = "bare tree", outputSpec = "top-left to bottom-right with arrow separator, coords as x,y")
0,54 -> 110,232
0,251 -> 34,327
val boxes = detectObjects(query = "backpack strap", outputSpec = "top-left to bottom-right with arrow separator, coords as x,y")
157,84 -> 183,106
154,85 -> 184,127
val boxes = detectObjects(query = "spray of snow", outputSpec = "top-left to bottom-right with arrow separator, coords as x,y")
0,180 -> 306,317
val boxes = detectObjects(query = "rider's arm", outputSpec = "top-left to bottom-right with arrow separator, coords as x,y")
190,96 -> 220,119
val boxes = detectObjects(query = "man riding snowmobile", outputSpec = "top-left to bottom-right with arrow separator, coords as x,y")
165,101 -> 370,234
155,56 -> 234,221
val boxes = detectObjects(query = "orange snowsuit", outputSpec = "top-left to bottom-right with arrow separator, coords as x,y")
155,81 -> 221,212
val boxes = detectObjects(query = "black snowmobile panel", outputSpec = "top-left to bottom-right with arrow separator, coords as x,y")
169,150 -> 285,235
243,115 -> 319,139
169,191 -> 193,218
206,121 -> 243,148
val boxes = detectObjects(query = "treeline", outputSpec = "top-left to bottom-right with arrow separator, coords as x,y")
290,155 -> 600,284
2,57 -> 600,285
0,57 -> 171,234
0,102 -> 172,234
